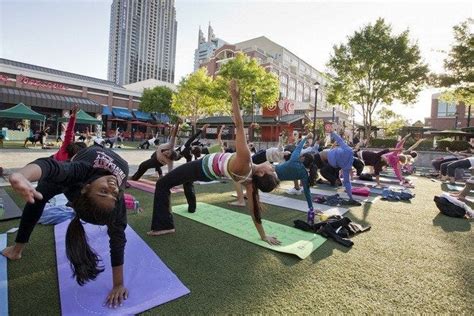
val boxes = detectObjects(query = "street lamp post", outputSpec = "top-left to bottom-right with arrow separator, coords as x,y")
455,112 -> 459,129
332,106 -> 336,123
251,89 -> 256,142
312,81 -> 320,137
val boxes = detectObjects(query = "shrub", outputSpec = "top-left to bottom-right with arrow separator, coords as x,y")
436,140 -> 470,151
369,138 -> 397,148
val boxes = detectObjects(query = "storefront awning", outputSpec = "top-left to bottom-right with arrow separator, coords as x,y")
112,107 -> 133,119
0,86 -> 101,113
102,105 -> 112,116
153,113 -> 170,123
132,110 -> 152,121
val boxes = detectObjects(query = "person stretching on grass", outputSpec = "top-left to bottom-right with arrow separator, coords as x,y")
52,105 -> 87,161
382,133 -> 412,186
313,124 -> 360,205
148,79 -> 281,245
230,132 -> 292,207
129,120 -> 181,181
2,146 -> 129,308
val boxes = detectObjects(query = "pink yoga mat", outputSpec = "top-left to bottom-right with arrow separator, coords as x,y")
127,180 -> 183,194
55,221 -> 190,315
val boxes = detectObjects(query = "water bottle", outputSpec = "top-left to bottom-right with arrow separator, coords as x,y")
307,208 -> 315,225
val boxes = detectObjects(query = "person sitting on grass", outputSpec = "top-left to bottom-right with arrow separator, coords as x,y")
2,146 -> 129,308
148,79 -> 281,245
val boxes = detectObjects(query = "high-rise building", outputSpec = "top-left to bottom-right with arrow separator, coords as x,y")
108,0 -> 178,85
193,23 -> 227,71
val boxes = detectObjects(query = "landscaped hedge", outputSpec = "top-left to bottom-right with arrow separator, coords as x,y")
436,140 -> 471,151
369,138 -> 398,148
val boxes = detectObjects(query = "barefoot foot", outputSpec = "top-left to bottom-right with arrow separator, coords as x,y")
228,200 -> 246,207
146,229 -> 176,236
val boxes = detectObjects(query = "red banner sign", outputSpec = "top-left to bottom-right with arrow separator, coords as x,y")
0,74 -> 8,82
18,75 -> 66,90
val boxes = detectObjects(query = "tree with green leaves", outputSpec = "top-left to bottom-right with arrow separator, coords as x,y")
326,18 -> 429,142
171,68 -> 224,133
139,86 -> 174,117
434,18 -> 473,120
214,52 -> 279,113
375,107 -> 409,137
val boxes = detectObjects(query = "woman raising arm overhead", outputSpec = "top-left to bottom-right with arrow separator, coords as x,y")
148,79 -> 281,245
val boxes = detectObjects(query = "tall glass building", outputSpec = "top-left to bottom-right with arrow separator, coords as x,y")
107,0 -> 177,85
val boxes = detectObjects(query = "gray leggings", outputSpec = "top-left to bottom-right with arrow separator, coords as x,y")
441,158 -> 471,177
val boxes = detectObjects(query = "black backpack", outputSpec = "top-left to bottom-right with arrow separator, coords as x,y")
433,196 -> 466,218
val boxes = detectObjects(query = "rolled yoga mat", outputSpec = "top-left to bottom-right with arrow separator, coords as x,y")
173,202 -> 326,259
55,221 -> 190,315
0,188 -> 22,221
0,234 -> 7,316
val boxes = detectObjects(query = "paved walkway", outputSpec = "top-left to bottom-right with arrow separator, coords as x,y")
0,147 -> 186,176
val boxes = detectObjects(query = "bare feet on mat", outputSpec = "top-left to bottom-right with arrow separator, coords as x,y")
228,200 -> 246,207
1,245 -> 23,260
147,229 -> 176,236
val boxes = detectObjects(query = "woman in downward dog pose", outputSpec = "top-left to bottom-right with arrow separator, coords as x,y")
149,79 -> 281,245
2,146 -> 129,308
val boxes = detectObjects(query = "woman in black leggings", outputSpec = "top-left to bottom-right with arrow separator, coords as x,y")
149,80 -> 281,245
440,157 -> 474,184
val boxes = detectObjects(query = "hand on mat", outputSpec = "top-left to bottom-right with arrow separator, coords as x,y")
105,285 -> 128,308
9,172 -> 43,203
263,235 -> 281,245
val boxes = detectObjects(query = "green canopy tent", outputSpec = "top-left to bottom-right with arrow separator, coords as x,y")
0,102 -> 45,121
56,110 -> 102,140
58,110 -> 102,125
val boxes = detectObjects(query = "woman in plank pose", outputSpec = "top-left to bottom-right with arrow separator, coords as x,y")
149,79 -> 281,244
2,146 -> 129,308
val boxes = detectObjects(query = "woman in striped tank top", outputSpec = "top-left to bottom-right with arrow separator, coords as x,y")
148,80 -> 281,245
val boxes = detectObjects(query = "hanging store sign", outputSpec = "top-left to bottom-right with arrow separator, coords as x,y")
18,75 -> 66,90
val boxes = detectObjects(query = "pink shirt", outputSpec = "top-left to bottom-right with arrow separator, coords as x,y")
383,139 -> 405,181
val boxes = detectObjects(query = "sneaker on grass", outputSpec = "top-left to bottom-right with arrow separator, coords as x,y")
286,187 -> 303,195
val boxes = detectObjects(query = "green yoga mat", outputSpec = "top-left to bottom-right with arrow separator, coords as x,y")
173,202 -> 326,259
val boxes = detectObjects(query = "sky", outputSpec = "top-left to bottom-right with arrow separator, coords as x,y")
0,0 -> 472,123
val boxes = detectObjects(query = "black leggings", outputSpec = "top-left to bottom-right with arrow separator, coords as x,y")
252,149 -> 267,164
152,159 -> 211,231
441,158 -> 471,177
139,140 -> 150,149
131,152 -> 164,180
433,157 -> 458,171
320,164 -> 341,186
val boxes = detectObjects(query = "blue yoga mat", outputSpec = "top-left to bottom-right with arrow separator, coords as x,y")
0,234 -> 8,316
55,221 -> 190,315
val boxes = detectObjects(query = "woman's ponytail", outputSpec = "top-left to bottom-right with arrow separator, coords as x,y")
252,181 -> 262,224
65,215 -> 104,286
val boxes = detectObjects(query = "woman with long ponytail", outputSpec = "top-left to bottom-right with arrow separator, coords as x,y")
149,79 -> 281,245
2,143 -> 129,308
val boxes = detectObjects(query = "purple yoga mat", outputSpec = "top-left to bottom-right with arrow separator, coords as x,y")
55,221 -> 190,315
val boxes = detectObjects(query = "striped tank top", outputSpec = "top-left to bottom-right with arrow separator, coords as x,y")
201,152 -> 234,181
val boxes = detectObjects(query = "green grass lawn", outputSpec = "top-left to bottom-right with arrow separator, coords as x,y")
1,178 -> 473,314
